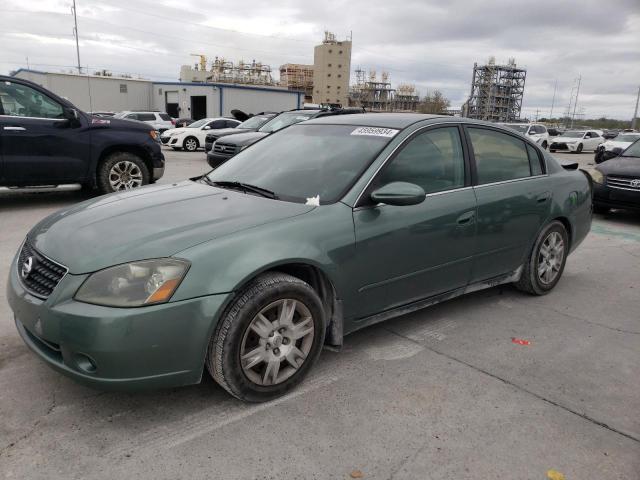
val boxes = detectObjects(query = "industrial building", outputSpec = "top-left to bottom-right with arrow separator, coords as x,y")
279,64 -> 314,102
349,69 -> 420,112
12,69 -> 303,119
312,32 -> 352,106
463,57 -> 526,122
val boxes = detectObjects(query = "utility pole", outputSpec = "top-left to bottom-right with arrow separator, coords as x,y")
72,0 -> 82,74
571,75 -> 581,128
632,85 -> 640,131
549,79 -> 557,120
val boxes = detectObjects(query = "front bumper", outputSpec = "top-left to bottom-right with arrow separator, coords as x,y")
593,182 -> 640,211
206,152 -> 234,169
550,142 -> 579,151
7,253 -> 229,390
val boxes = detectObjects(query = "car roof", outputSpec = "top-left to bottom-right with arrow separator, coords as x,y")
304,113 -> 445,129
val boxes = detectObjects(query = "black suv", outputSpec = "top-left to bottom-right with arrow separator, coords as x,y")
206,107 -> 365,169
204,112 -> 277,152
0,76 -> 165,194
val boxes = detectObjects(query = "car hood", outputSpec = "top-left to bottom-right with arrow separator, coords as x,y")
216,131 -> 269,146
597,156 -> 640,175
603,140 -> 634,150
90,116 -> 151,132
553,136 -> 582,143
163,127 -> 189,136
207,128 -> 252,138
28,181 -> 315,274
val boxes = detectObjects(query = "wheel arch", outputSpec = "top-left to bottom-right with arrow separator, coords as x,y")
96,145 -> 153,182
183,135 -> 200,149
551,215 -> 573,249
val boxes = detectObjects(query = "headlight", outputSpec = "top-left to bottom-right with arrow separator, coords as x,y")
590,169 -> 604,184
75,259 -> 190,307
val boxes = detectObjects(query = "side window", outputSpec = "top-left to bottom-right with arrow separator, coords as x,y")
210,120 -> 226,129
137,113 -> 156,121
469,128 -> 532,184
526,144 -> 543,176
0,81 -> 63,119
227,120 -> 240,128
159,113 -> 172,121
377,127 -> 465,195
125,113 -> 138,120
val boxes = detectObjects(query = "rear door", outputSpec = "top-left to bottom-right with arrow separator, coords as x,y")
0,80 -> 90,185
466,126 -> 551,282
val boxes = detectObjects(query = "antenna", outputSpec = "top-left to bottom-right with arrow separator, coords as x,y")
71,0 -> 82,74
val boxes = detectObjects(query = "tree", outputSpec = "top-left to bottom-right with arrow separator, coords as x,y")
419,90 -> 451,114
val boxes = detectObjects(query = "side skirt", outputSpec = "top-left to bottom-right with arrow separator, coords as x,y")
350,266 -> 523,334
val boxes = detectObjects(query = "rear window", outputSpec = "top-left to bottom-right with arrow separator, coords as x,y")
159,113 -> 172,121
137,113 -> 156,121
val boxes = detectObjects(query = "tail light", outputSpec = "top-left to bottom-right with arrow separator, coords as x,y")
171,119 -> 176,125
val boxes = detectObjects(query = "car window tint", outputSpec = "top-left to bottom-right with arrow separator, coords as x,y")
159,113 -> 172,121
137,113 -> 156,121
0,82 -> 63,119
226,120 -> 240,128
526,144 -> 543,175
469,128 -> 531,184
125,114 -> 138,120
377,127 -> 465,194
211,120 -> 226,129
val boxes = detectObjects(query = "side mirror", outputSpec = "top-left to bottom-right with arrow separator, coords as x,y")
64,107 -> 79,120
370,182 -> 426,206
203,125 -> 210,130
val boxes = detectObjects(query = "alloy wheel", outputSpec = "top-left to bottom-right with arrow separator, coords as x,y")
185,138 -> 197,151
537,231 -> 565,285
108,161 -> 143,190
240,298 -> 315,386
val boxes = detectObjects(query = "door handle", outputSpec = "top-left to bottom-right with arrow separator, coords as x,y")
3,126 -> 26,131
536,192 -> 551,203
457,211 -> 475,225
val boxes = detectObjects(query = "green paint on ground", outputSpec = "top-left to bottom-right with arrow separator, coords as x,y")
591,222 -> 640,243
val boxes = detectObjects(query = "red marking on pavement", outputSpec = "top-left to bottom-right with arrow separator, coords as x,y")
511,338 -> 531,346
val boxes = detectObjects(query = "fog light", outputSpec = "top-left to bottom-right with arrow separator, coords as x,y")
75,353 -> 97,373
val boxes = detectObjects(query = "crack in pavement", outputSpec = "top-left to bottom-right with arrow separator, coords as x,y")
382,326 -> 640,445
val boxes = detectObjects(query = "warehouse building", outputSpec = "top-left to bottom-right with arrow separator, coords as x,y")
11,69 -> 303,119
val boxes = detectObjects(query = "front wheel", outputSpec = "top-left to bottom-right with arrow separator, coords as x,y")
207,272 -> 326,402
97,152 -> 149,194
549,149 -> 556,153
575,143 -> 583,154
183,137 -> 199,152
515,221 -> 569,295
541,141 -> 548,150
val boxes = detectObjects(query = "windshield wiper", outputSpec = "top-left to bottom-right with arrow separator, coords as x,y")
212,180 -> 278,199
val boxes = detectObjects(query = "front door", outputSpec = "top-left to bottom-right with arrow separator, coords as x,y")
465,126 -> 551,282
352,125 -> 477,318
0,80 -> 90,185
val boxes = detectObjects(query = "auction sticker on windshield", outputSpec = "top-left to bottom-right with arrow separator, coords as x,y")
351,127 -> 399,138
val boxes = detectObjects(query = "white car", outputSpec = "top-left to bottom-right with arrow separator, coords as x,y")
114,111 -> 175,133
549,130 -> 604,153
160,118 -> 241,151
500,123 -> 550,149
594,132 -> 640,163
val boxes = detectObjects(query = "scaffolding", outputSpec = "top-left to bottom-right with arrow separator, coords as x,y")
279,63 -> 314,101
393,83 -> 420,112
464,57 -> 526,122
181,56 -> 275,86
350,69 -> 396,111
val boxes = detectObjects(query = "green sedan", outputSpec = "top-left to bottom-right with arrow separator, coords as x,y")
8,114 -> 592,402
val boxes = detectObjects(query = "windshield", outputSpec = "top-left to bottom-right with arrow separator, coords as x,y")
562,131 -> 585,138
188,119 -> 210,128
503,124 -> 529,134
622,139 -> 640,158
616,134 -> 640,142
238,115 -> 273,129
206,124 -> 394,204
258,112 -> 316,133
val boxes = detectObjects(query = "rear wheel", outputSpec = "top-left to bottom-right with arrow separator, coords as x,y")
575,143 -> 583,154
515,221 -> 568,295
97,152 -> 149,194
206,272 -> 326,402
549,149 -> 556,153
184,137 -> 199,152
593,204 -> 610,215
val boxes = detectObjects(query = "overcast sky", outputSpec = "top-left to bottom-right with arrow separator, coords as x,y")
3,0 -> 639,119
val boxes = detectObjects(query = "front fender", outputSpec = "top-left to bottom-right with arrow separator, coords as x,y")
171,202 -> 357,302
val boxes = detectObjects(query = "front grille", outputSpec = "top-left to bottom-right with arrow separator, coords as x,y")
551,142 -> 568,150
205,134 -> 218,143
607,175 -> 640,191
17,241 -> 68,299
213,142 -> 239,157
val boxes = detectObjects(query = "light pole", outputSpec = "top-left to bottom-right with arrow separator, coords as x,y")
72,0 -> 82,74
632,85 -> 640,131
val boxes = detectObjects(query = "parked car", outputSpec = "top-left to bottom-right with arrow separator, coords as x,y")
549,130 -> 604,153
591,139 -> 640,213
174,118 -> 195,128
207,107 -> 365,169
89,111 -> 116,118
114,111 -> 174,133
500,123 -> 550,149
547,127 -> 563,137
594,132 -> 640,163
204,113 -> 277,152
8,114 -> 591,402
0,76 -> 164,194
602,129 -> 619,139
160,117 -> 241,151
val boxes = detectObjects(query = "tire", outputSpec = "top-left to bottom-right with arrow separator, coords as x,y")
206,272 -> 326,402
183,136 -> 199,152
575,143 -> 583,154
172,147 -> 182,151
541,141 -> 548,150
515,221 -> 569,296
96,152 -> 149,194
593,204 -> 609,215
549,149 -> 556,153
